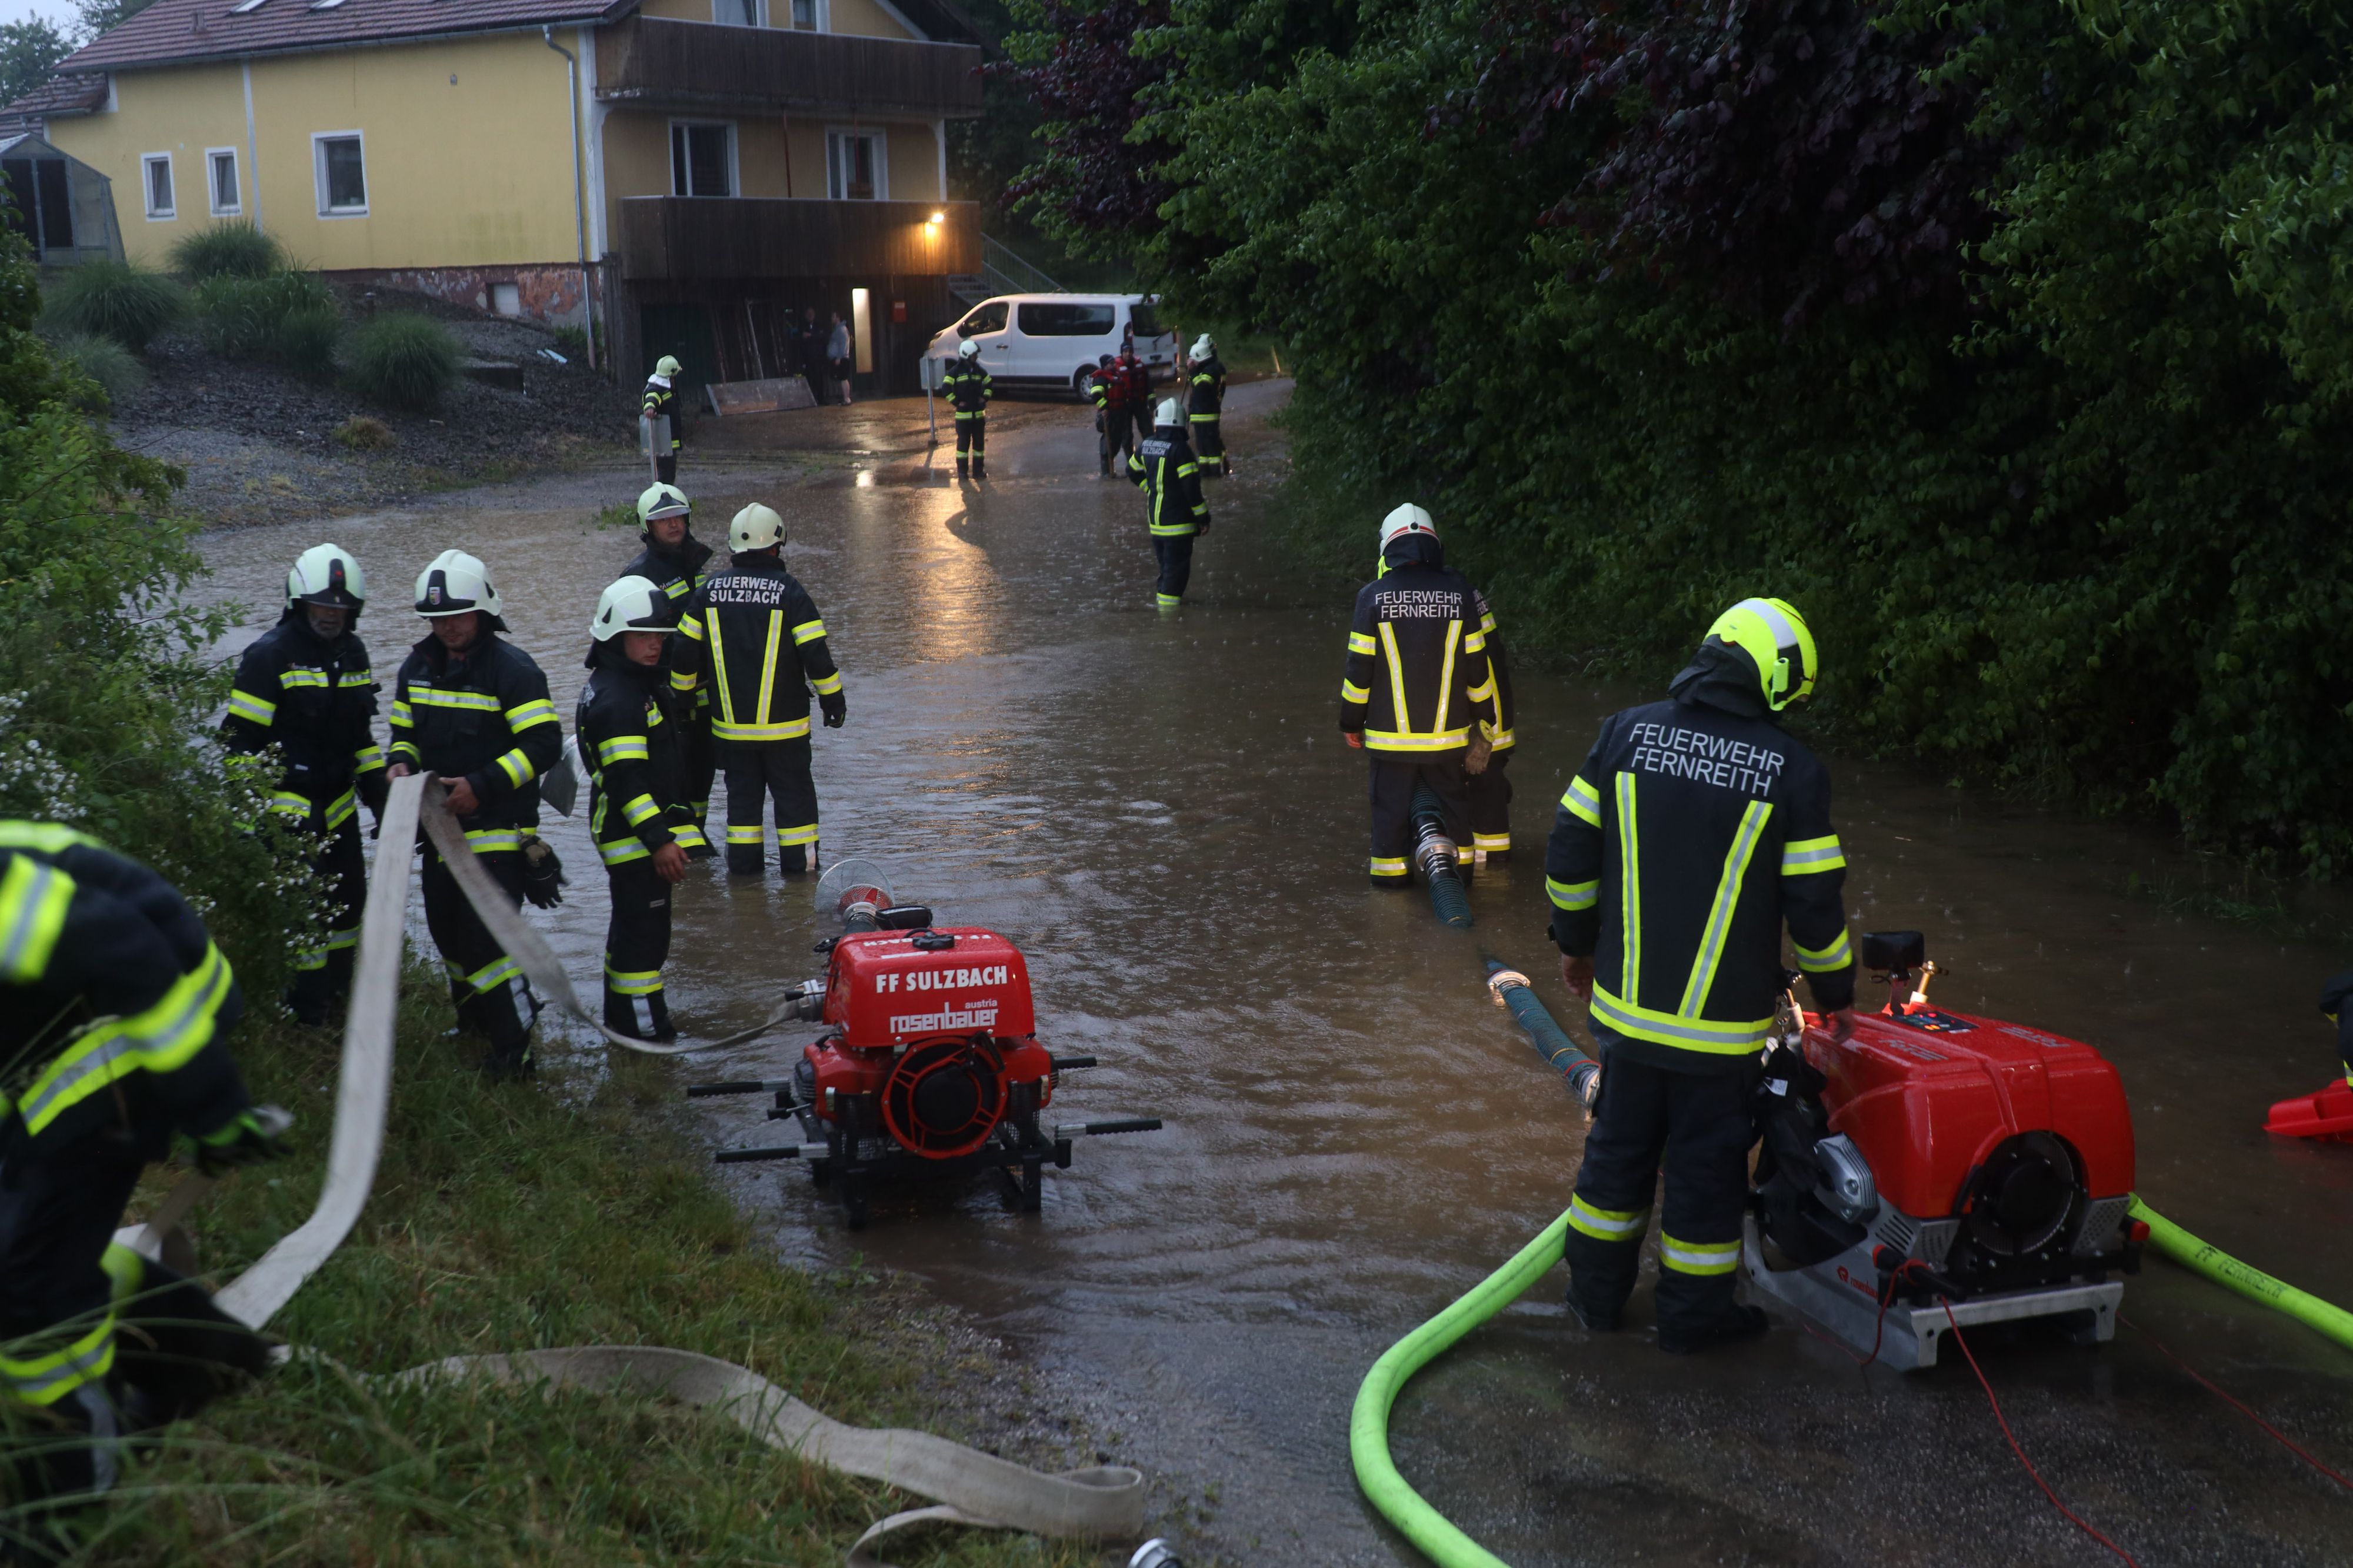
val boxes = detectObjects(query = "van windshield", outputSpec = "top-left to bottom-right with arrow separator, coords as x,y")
957,301 -> 1009,335
1128,303 -> 1163,339
1018,302 -> 1115,336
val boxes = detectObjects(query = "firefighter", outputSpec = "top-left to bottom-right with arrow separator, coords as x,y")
220,544 -> 387,1026
1467,588 -> 1518,863
942,338 -> 992,481
1116,343 -> 1152,448
642,354 -> 684,484
1546,598 -> 1857,1353
672,505 -> 845,878
2320,970 -> 2353,1086
1125,397 -> 1212,609
1088,352 -> 1129,478
1338,505 -> 1497,885
1187,333 -> 1229,478
0,825 -> 282,1532
385,551 -> 565,1079
578,578 -> 709,1041
624,483 -> 718,838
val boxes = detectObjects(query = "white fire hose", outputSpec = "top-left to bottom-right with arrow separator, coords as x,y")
126,773 -> 1148,1567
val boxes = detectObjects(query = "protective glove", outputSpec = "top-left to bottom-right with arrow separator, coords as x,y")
1465,731 -> 1493,776
519,834 -> 567,909
820,691 -> 846,729
1343,730 -> 1364,750
195,1105 -> 294,1176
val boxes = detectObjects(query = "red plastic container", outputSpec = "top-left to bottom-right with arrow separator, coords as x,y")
2265,1079 -> 2353,1143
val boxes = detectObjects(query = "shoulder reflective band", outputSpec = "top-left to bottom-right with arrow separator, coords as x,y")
1795,928 -> 1854,973
15,942 -> 235,1137
1678,798 -> 1774,1017
1348,632 -> 1377,656
598,735 -> 651,766
0,855 -> 75,982
1342,680 -> 1371,703
1562,775 -> 1601,828
791,619 -> 826,646
505,699 -> 559,732
226,689 -> 277,725
0,822 -> 105,855
1781,834 -> 1846,875
1614,773 -> 1642,999
389,699 -> 414,728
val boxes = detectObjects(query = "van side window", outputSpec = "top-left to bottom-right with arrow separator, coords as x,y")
1017,302 -> 1116,336
958,302 -> 1009,336
1129,303 -> 1162,338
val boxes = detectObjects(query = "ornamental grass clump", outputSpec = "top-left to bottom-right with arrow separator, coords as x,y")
168,222 -> 285,281
42,330 -> 146,410
194,271 -> 340,375
44,260 -> 182,352
346,312 -> 458,410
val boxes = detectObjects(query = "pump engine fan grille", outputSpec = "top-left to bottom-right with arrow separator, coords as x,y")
880,1037 -> 1008,1159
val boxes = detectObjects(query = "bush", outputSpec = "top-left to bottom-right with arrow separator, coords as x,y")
194,270 -> 339,372
331,413 -> 392,451
41,329 -> 145,411
552,324 -> 589,361
168,221 -> 285,281
42,259 -> 182,352
346,312 -> 458,409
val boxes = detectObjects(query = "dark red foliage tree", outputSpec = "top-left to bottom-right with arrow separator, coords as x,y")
995,0 -> 1176,239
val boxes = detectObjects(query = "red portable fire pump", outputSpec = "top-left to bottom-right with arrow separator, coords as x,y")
695,862 -> 1161,1228
1744,931 -> 2142,1368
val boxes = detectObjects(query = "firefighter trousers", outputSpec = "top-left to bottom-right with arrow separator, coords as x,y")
1191,412 -> 1225,468
1100,409 -> 1139,473
955,416 -> 987,476
1152,535 -> 1195,607
421,846 -> 539,1059
1365,754 -> 1472,885
601,856 -> 674,1040
719,737 -> 818,876
655,451 -> 678,485
683,709 -> 716,834
288,809 -> 366,1026
1466,749 -> 1514,861
1563,1035 -> 1759,1336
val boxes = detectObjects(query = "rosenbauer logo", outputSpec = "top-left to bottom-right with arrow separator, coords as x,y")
875,963 -> 1012,1035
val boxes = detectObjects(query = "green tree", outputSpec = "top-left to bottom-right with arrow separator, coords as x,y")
0,18 -> 71,108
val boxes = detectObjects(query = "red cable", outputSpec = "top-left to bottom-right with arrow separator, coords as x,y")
1939,1299 -> 2144,1568
2120,1313 -> 2353,1492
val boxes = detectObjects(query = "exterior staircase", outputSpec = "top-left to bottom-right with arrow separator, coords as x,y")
948,235 -> 1066,305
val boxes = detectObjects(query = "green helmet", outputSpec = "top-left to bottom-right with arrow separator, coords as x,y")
1704,597 -> 1817,711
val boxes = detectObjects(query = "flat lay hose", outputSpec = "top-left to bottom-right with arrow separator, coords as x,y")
145,773 -> 1146,1567
2127,1197 -> 2353,1355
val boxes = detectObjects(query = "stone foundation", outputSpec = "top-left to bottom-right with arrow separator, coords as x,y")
326,262 -> 604,335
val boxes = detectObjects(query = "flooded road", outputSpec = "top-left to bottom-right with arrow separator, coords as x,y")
196,385 -> 2353,1566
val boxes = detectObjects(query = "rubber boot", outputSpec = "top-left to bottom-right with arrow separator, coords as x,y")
779,840 -> 815,876
955,458 -> 969,481
603,986 -> 676,1043
1562,1229 -> 1642,1332
1658,1303 -> 1768,1355
972,457 -> 987,481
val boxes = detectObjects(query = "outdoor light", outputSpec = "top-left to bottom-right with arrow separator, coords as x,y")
927,209 -> 945,225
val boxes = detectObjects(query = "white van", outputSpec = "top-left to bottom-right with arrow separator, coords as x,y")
925,294 -> 1175,398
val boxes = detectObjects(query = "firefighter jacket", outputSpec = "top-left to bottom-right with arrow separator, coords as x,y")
942,361 -> 992,421
1473,589 -> 1517,753
2322,969 -> 2353,1085
1126,430 -> 1211,536
1188,355 -> 1227,418
0,823 -> 249,1160
387,632 -> 564,848
1338,542 -> 1497,756
576,652 -> 709,869
625,531 -> 714,609
642,377 -> 682,451
1545,648 -> 1857,1072
1088,366 -> 1120,414
222,612 -> 387,830
671,553 -> 842,744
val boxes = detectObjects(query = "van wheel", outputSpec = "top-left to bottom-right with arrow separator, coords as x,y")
1071,366 -> 1094,400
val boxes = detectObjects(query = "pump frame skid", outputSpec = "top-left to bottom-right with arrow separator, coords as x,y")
1744,1005 -> 2138,1369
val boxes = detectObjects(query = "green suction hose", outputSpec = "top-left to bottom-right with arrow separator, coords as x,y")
2128,1197 -> 2353,1353
1351,1210 -> 1569,1568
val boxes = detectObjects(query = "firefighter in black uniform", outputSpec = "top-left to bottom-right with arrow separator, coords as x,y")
1187,333 -> 1229,477
672,505 -> 845,878
221,544 -> 387,1026
385,551 -> 565,1077
1338,505 -> 1497,884
624,482 -> 717,835
1126,397 -> 1212,608
942,337 -> 992,481
642,355 -> 684,485
578,577 -> 711,1041
1467,587 -> 1517,863
1547,597 -> 1857,1352
0,825 -> 282,1530
2320,970 -> 2353,1087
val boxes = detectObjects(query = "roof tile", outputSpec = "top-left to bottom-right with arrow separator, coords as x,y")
59,0 -> 630,74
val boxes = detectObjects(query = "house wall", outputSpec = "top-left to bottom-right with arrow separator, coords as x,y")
50,32 -> 585,276
598,108 -> 939,240
634,0 -> 916,36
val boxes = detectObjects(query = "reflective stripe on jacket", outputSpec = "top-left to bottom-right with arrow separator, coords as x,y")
576,659 -> 708,867
1187,356 -> 1226,418
642,379 -> 681,449
941,362 -> 992,419
1545,697 -> 1855,1067
1472,589 -> 1517,752
671,554 -> 842,743
388,633 -> 562,835
1338,563 -> 1497,755
221,616 -> 385,810
1126,432 -> 1209,536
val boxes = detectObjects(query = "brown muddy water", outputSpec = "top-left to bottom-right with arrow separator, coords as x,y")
195,383 -> 2353,1566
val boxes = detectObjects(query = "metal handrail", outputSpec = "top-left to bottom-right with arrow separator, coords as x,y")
981,235 -> 1064,296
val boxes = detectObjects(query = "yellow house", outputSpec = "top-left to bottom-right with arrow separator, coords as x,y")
25,0 -> 986,390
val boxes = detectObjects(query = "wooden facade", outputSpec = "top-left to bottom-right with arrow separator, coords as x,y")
594,16 -> 982,118
617,196 -> 980,282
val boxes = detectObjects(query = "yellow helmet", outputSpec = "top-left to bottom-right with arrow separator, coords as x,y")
1704,597 -> 1817,711
654,355 -> 683,377
636,482 -> 689,523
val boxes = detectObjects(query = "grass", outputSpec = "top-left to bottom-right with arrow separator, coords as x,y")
194,272 -> 341,375
592,499 -> 639,531
39,330 -> 146,410
347,313 -> 460,411
168,223 -> 286,282
2,969 -> 1093,1566
40,261 -> 183,353
2123,855 -> 2319,939
331,415 -> 394,452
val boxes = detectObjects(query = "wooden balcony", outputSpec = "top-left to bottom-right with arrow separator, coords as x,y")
616,196 -> 982,281
594,16 -> 982,118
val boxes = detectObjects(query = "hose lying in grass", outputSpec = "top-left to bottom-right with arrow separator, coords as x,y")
134,773 -> 1147,1568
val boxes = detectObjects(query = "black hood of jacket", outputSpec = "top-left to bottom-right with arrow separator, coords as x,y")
1669,639 -> 1774,721
584,638 -> 668,678
638,528 -> 712,576
1379,533 -> 1447,573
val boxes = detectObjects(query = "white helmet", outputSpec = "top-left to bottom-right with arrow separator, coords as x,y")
1192,335 -> 1215,360
1378,503 -> 1438,549
1155,396 -> 1183,427
590,575 -> 674,641
287,543 -> 365,612
654,355 -> 682,378
414,549 -> 503,620
637,482 -> 690,523
731,503 -> 786,553
957,338 -> 980,361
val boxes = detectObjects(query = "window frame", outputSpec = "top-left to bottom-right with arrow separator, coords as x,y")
311,129 -> 368,218
710,0 -> 765,22
205,146 -> 241,216
824,125 -> 887,202
667,118 -> 738,199
139,152 -> 174,220
791,0 -> 825,27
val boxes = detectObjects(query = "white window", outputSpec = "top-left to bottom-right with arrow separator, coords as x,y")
669,121 -> 735,198
312,131 -> 366,216
825,128 -> 885,201
206,147 -> 241,215
712,0 -> 764,22
491,282 -> 522,316
140,153 -> 174,219
791,0 -> 820,25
